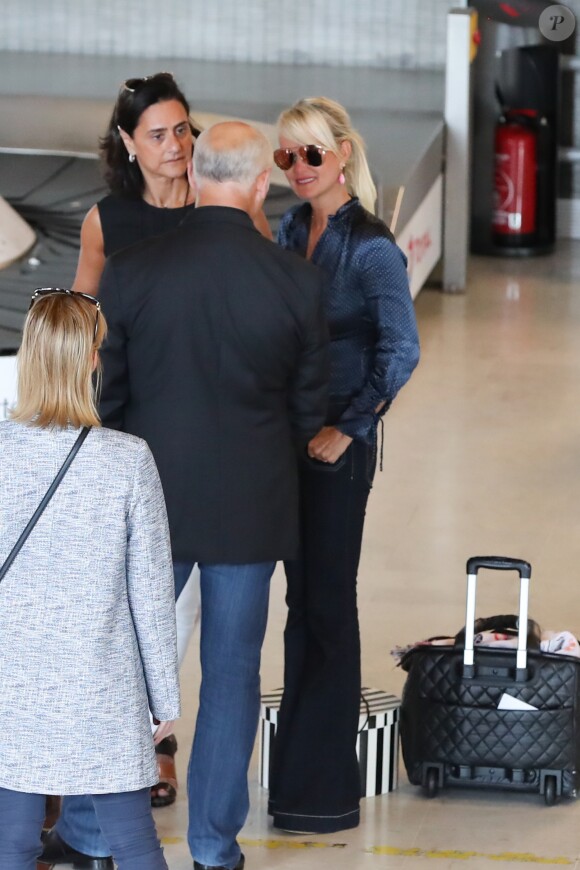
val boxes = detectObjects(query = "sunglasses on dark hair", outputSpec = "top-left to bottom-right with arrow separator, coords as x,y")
30,288 -> 102,342
122,71 -> 175,93
273,144 -> 327,171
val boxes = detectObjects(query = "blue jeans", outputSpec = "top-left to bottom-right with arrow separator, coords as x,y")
57,560 -> 274,869
0,787 -> 165,870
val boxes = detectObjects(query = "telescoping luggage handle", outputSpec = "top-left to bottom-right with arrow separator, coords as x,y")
463,556 -> 532,681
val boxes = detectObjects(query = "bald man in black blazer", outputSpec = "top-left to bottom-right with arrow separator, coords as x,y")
51,122 -> 328,870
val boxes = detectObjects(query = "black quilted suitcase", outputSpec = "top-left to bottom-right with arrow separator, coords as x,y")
400,556 -> 580,805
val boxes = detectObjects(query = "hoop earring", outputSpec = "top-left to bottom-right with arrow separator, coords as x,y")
129,153 -> 136,163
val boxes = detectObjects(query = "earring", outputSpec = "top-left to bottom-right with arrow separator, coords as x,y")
338,167 -> 346,185
129,153 -> 136,163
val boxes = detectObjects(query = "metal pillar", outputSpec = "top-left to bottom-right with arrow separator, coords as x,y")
443,7 -> 476,293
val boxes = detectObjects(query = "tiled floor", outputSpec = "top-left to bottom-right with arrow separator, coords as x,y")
154,241 -> 580,869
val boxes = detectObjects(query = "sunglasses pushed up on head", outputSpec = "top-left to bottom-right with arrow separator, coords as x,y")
122,72 -> 175,93
29,288 -> 101,342
273,144 -> 327,171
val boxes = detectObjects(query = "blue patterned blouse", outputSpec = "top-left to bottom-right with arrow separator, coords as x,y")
278,197 -> 420,444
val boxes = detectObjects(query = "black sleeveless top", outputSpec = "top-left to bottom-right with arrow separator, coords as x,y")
98,193 -> 196,257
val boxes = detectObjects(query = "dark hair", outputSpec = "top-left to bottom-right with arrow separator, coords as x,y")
100,73 -> 202,198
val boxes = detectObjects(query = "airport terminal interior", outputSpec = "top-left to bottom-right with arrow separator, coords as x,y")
2,1 -> 580,868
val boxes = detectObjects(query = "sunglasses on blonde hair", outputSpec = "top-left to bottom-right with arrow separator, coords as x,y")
29,288 -> 101,342
273,144 -> 327,171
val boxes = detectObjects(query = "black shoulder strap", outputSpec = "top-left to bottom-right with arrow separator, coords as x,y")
0,426 -> 91,583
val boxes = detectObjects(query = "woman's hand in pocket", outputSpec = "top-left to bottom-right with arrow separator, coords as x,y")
308,427 -> 352,464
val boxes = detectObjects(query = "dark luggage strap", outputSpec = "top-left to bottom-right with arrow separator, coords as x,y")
0,426 -> 91,583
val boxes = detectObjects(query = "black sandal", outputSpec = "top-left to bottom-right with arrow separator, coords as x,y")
151,734 -> 178,808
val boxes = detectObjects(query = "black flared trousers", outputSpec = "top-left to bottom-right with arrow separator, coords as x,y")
269,439 -> 375,834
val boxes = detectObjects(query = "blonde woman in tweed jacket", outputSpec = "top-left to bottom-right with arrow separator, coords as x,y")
0,288 -> 180,870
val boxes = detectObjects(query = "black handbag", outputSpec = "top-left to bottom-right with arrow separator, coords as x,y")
0,427 -> 90,582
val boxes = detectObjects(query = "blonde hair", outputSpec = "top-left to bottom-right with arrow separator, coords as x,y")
277,96 -> 377,213
11,292 -> 107,429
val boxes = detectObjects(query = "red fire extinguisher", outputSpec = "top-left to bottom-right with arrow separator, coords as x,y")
492,109 -> 537,238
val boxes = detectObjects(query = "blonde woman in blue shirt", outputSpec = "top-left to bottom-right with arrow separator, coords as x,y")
269,97 -> 420,834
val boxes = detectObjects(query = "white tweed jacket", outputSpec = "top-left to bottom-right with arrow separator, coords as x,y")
0,421 -> 180,795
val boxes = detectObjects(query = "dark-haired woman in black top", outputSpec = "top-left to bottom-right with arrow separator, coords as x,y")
72,72 -> 271,293
67,75 -> 200,819
63,73 -> 271,818
73,72 -> 199,293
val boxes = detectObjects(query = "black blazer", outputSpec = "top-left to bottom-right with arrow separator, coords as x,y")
98,206 -> 329,564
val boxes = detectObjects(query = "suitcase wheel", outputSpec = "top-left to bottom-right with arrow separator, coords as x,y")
423,767 -> 439,799
544,775 -> 557,806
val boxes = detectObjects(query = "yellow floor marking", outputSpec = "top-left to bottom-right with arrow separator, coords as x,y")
368,845 -> 572,864
239,837 -> 347,850
162,837 -> 572,864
